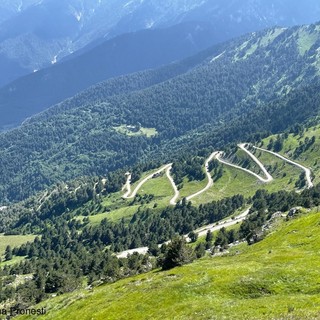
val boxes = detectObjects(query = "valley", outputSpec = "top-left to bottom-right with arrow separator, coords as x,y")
0,5 -> 320,318
1,93 -> 320,320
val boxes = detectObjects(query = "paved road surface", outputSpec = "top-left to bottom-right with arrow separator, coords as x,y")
116,208 -> 250,258
166,165 -> 180,205
186,151 -> 219,201
253,145 -> 313,188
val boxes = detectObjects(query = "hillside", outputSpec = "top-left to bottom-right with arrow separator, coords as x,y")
1,16 -> 320,295
74,126 -> 320,242
2,120 -> 319,247
1,4 -> 320,319
0,21 -> 217,130
0,23 -> 320,202
16,209 -> 320,319
0,113 -> 320,316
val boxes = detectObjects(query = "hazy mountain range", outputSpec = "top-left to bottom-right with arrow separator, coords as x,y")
0,0 -> 319,87
0,21 -> 217,130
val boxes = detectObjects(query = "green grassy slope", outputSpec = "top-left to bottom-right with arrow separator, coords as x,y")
0,234 -> 35,268
192,124 -> 320,206
77,132 -> 315,224
18,211 -> 320,320
251,149 -> 302,192
262,123 -> 320,185
79,171 -> 175,225
191,165 -> 260,206
0,234 -> 35,256
224,148 -> 263,175
178,176 -> 208,200
137,173 -> 173,203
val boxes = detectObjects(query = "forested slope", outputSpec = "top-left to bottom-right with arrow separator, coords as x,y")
18,210 -> 320,320
1,100 -> 320,316
0,21 -> 217,130
1,23 -> 320,203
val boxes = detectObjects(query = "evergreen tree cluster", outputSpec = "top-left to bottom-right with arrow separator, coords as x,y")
240,185 -> 320,243
1,183 -> 320,309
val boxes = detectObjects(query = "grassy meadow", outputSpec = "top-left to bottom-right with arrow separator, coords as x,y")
17,211 -> 320,320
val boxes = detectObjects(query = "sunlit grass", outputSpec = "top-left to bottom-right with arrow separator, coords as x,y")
0,234 -> 35,255
191,166 -> 261,205
179,176 -> 207,200
18,212 -> 320,320
261,124 -> 320,185
252,149 -> 301,192
113,125 -> 157,137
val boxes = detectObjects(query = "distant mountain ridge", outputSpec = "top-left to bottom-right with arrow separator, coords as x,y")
0,0 -> 320,86
0,21 -> 217,130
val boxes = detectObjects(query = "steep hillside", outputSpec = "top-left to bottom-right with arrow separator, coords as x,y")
16,210 -> 320,320
0,23 -> 320,202
1,0 -> 320,86
2,120 -> 319,244
2,4 -> 320,320
0,21 -> 217,130
1,111 -> 320,316
260,121 -> 320,186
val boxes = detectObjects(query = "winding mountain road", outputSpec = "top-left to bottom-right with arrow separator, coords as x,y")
186,151 -> 219,201
122,164 -> 172,199
122,151 -> 219,204
216,151 -> 273,183
121,141 -> 313,205
253,145 -> 313,188
238,143 -> 274,182
116,208 -> 250,258
116,142 -> 316,258
166,166 -> 180,205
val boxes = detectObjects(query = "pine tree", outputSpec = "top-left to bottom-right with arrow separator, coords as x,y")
205,230 -> 213,249
161,237 -> 195,270
188,231 -> 198,243
5,245 -> 12,261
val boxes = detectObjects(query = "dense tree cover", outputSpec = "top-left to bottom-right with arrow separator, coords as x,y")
0,157 -> 166,233
0,176 -> 108,233
0,194 -> 244,308
240,184 -> 320,243
155,80 -> 320,170
82,195 -> 245,252
161,237 -> 195,270
1,21 -> 320,316
0,24 -> 319,203
0,21 -> 219,129
2,183 -> 320,309
4,78 -> 319,228
171,157 -> 206,185
0,226 -> 154,309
